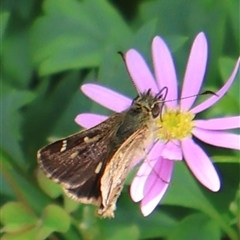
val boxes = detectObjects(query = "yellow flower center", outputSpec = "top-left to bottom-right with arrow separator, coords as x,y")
157,108 -> 195,141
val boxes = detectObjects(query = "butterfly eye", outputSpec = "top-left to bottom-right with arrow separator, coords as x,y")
151,103 -> 160,118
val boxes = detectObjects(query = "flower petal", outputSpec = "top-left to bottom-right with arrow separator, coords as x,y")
180,32 -> 208,111
194,116 -> 240,130
125,49 -> 158,93
81,84 -> 131,112
140,158 -> 173,216
191,58 -> 240,114
161,140 -> 183,160
181,137 -> 220,191
130,141 -> 164,202
152,36 -> 178,107
193,127 -> 240,150
75,113 -> 108,128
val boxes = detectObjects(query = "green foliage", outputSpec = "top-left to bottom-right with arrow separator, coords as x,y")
1,202 -> 70,240
1,202 -> 38,232
1,0 -> 239,239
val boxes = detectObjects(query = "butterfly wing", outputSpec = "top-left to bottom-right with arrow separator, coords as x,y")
38,115 -> 122,204
98,124 -> 153,217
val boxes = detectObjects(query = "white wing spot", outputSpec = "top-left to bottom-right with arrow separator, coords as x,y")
60,140 -> 67,152
84,135 -> 100,143
70,151 -> 79,159
37,151 -> 41,159
95,162 -> 103,174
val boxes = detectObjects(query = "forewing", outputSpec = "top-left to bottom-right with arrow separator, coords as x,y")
37,116 -> 120,190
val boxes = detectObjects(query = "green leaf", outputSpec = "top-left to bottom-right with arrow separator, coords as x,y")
31,0 -> 132,75
1,150 -> 50,214
213,155 -> 240,163
1,227 -> 38,240
97,45 -> 136,100
1,202 -> 37,232
98,191 -> 178,240
162,162 -> 213,210
41,205 -> 70,232
162,162 -> 239,239
165,35 -> 188,52
168,213 -> 221,240
2,30 -> 33,87
106,225 -> 139,240
0,11 -> 10,41
22,72 -> 81,157
218,57 -> 240,110
36,170 -> 62,199
219,57 -> 239,81
130,19 -> 158,53
35,226 -> 54,240
36,205 -> 71,240
63,195 -> 80,213
1,84 -> 35,166
229,187 -> 240,226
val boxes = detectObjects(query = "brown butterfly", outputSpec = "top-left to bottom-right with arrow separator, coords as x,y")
37,88 -> 167,218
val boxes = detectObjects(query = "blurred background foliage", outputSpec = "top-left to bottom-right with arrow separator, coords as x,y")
1,0 -> 239,239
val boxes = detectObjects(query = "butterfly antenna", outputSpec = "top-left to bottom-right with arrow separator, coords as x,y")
164,90 -> 218,103
153,87 -> 168,121
157,86 -> 168,102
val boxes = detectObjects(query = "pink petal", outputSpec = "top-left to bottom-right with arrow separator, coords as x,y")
125,49 -> 158,93
130,141 -> 164,202
140,158 -> 173,216
152,36 -> 178,108
181,137 -> 220,191
180,32 -> 208,111
191,58 -> 240,114
192,127 -> 240,150
75,113 -> 108,128
194,116 -> 240,130
161,140 -> 183,160
81,84 -> 131,112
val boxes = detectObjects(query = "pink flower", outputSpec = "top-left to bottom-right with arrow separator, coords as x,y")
75,32 -> 240,216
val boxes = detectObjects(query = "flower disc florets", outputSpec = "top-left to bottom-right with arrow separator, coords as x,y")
157,109 -> 195,141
